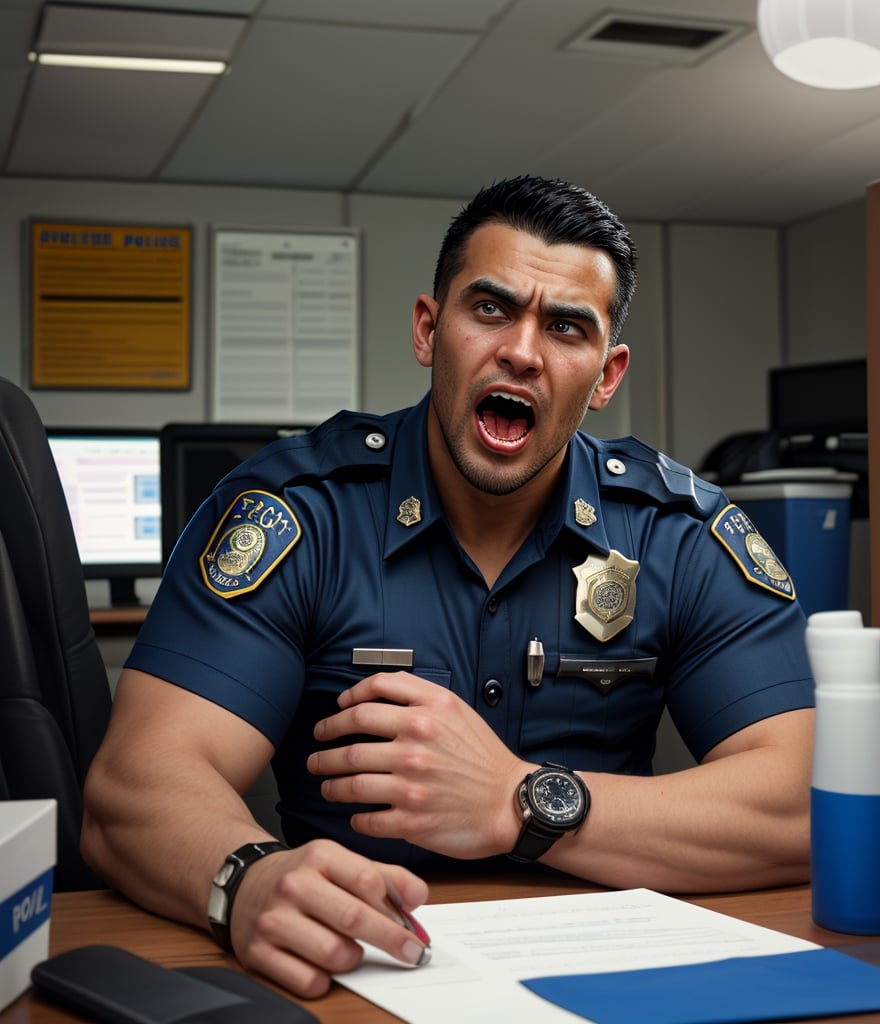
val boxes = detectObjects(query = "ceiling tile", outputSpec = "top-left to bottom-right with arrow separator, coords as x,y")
160,20 -> 477,189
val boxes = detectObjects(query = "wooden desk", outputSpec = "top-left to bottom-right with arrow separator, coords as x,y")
89,605 -> 148,636
4,874 -> 878,1024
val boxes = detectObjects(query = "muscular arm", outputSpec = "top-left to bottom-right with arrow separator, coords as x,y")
545,708 -> 813,892
81,668 -> 430,997
81,669 -> 278,925
310,673 -> 813,893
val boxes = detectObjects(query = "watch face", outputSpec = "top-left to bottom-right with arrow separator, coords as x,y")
528,769 -> 586,827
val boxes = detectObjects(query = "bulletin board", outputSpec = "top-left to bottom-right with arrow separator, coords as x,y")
29,220 -> 192,390
211,227 -> 359,422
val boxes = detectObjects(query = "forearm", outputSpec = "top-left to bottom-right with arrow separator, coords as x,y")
539,711 -> 814,893
543,753 -> 810,893
81,739 -> 275,929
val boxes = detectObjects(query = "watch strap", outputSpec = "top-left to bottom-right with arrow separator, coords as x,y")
208,840 -> 287,951
510,818 -> 563,862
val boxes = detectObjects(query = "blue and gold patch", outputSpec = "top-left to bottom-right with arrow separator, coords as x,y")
200,490 -> 301,599
711,504 -> 795,600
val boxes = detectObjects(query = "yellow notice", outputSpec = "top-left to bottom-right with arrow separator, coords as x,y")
31,222 -> 192,389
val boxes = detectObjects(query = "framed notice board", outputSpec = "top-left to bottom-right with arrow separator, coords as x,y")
29,220 -> 192,390
211,227 -> 359,422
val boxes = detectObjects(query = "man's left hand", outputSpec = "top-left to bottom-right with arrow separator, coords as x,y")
308,672 -> 529,859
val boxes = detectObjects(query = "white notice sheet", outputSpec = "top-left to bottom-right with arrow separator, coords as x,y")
212,229 -> 358,423
334,888 -> 819,1024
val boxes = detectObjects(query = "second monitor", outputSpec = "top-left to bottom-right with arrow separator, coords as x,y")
159,422 -> 312,566
46,427 -> 162,607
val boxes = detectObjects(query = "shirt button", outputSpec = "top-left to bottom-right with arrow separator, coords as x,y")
606,458 -> 626,475
365,432 -> 386,450
487,598 -> 498,613
482,679 -> 503,707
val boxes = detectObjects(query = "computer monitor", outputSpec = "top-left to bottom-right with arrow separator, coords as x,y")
767,358 -> 869,518
159,422 -> 312,566
769,359 -> 867,435
45,427 -> 162,606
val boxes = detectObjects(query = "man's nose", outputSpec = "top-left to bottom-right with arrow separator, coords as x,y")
495,321 -> 544,376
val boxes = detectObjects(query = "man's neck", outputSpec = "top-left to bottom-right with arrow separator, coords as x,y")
425,413 -> 565,589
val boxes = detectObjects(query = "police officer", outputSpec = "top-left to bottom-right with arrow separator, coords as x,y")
82,176 -> 814,1000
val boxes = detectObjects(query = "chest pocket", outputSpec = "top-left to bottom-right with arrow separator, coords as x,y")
518,652 -> 661,773
557,656 -> 658,694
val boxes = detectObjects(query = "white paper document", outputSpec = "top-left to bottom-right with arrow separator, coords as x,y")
334,888 -> 819,1024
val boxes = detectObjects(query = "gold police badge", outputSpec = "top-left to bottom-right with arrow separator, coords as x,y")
572,550 -> 640,641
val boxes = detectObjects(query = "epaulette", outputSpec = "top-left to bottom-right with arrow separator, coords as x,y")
223,407 -> 407,490
590,435 -> 722,519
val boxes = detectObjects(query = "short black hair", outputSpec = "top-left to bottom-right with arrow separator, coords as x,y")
433,175 -> 638,345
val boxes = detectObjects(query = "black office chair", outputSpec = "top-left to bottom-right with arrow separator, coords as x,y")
0,377 -> 111,890
697,429 -> 784,484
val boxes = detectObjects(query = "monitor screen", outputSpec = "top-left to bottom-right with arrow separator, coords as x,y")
46,427 -> 162,606
160,422 -> 312,566
769,359 -> 867,435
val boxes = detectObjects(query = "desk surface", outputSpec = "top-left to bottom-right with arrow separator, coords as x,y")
5,873 -> 878,1024
89,605 -> 149,634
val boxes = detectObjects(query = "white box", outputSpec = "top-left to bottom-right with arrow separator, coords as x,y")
0,800 -> 56,1011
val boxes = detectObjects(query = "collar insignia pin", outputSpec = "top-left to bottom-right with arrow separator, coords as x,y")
397,496 -> 422,527
574,498 -> 597,527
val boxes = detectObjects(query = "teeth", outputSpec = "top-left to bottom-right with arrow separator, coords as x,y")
490,391 -> 531,407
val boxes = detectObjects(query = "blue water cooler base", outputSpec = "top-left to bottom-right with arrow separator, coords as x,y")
811,788 -> 880,933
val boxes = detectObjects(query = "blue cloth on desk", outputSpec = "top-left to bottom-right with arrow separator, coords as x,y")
522,947 -> 880,1024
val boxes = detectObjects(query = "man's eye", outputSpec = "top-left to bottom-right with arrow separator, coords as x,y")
477,301 -> 500,316
552,320 -> 574,334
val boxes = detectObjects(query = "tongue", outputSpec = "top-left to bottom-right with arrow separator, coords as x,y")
482,409 -> 528,441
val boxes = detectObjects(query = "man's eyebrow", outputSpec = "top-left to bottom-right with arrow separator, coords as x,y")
462,277 -> 521,306
462,277 -> 602,330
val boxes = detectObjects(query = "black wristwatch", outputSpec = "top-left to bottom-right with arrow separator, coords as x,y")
207,840 -> 288,951
510,762 -> 590,862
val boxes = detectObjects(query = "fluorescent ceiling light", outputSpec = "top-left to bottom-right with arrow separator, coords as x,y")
758,0 -> 880,90
30,52 -> 227,74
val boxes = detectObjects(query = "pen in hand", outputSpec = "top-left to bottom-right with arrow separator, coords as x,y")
385,886 -> 432,966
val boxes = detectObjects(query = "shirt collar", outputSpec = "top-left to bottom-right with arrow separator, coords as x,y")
384,395 -> 611,558
548,431 -> 612,557
384,394 -> 446,558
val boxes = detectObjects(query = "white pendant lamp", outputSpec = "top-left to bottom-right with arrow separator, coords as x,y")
757,0 -> 880,89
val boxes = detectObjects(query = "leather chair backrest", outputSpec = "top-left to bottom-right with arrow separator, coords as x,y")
0,377 -> 111,890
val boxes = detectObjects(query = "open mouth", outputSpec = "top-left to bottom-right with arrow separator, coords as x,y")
477,391 -> 535,446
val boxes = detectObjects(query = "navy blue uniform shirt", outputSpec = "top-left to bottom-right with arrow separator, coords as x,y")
128,395 -> 814,870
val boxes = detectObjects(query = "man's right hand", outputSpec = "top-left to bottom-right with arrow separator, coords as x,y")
230,838 -> 430,998
81,672 -> 430,1001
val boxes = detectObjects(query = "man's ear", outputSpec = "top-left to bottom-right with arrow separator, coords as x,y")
588,344 -> 630,410
412,294 -> 439,368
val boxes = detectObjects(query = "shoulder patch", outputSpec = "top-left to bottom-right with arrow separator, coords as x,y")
200,490 -> 301,599
711,504 -> 796,601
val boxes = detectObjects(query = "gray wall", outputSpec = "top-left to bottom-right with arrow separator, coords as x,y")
784,198 -> 866,366
3,175 -> 823,465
